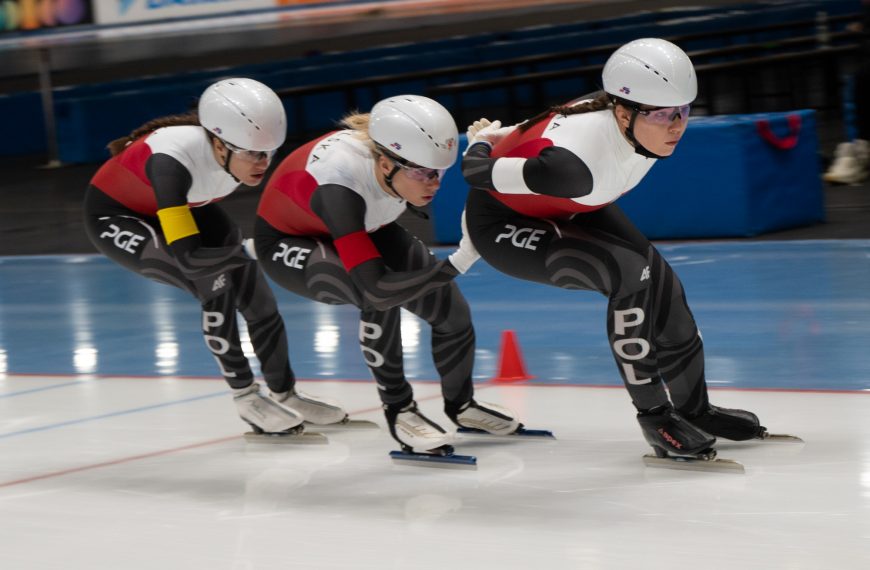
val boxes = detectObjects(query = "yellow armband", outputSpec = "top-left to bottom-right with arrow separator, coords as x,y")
157,205 -> 199,244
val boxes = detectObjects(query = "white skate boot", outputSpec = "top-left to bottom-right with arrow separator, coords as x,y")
270,387 -> 348,425
452,399 -> 520,435
385,401 -> 453,453
234,384 -> 326,444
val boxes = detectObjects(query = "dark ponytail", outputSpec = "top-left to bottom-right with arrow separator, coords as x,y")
106,111 -> 201,157
518,92 -> 612,132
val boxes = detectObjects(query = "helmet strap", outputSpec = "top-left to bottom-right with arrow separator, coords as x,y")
216,139 -> 241,183
381,161 -> 406,202
382,165 -> 424,217
624,109 -> 669,160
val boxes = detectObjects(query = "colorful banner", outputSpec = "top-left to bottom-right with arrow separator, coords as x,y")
1,1 -> 394,33
1,0 -> 93,32
92,0 -> 277,25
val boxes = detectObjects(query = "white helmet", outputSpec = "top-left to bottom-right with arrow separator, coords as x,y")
368,95 -> 458,170
198,78 -> 286,152
602,38 -> 697,107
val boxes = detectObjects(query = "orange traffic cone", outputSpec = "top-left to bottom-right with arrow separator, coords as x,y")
492,330 -> 534,382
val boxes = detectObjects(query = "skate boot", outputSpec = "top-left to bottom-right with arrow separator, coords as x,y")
270,387 -> 348,425
385,401 -> 453,453
234,384 -> 304,434
683,404 -> 765,441
636,405 -> 717,459
448,399 -> 521,435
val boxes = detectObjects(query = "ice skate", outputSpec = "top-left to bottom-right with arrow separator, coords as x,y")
386,401 -> 453,452
450,399 -> 555,439
687,404 -> 803,444
270,387 -> 355,426
452,399 -> 521,435
637,406 -> 743,473
386,402 -> 475,469
683,404 -> 764,441
234,384 -> 327,444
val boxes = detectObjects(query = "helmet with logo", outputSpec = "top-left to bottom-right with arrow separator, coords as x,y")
602,38 -> 697,107
198,78 -> 286,152
368,95 -> 458,170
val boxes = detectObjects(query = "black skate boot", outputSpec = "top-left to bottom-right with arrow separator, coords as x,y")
683,405 -> 766,441
637,405 -> 717,460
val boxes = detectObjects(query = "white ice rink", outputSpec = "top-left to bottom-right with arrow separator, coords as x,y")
1,376 -> 867,570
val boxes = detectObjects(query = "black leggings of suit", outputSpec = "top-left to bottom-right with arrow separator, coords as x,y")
465,189 -> 709,415
254,218 -> 475,413
83,186 -> 295,392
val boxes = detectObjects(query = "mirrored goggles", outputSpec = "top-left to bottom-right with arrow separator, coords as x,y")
395,162 -> 446,182
635,104 -> 691,125
223,140 -> 277,162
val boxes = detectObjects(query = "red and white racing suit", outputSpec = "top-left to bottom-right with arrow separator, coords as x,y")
463,110 -> 710,415
255,130 -> 475,413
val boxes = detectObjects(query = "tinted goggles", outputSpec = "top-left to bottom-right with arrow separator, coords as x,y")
223,140 -> 277,162
395,162 -> 446,182
635,104 -> 691,125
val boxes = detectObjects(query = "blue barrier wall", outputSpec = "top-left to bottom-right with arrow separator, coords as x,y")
432,110 -> 825,243
432,135 -> 471,244
620,110 -> 825,238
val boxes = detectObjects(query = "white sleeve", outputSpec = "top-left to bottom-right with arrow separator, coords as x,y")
491,157 -> 535,195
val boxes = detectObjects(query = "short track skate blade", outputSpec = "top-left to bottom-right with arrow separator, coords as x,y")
760,432 -> 804,443
389,450 -> 477,470
243,431 -> 329,444
457,427 -> 555,439
643,453 -> 745,474
305,419 -> 379,430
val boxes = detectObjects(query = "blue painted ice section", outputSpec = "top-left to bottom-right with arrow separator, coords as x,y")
0,240 -> 868,391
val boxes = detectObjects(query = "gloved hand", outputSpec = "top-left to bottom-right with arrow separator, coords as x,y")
465,118 -> 516,150
447,210 -> 480,274
242,237 -> 257,260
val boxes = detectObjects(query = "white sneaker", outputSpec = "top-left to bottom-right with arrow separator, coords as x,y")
234,384 -> 304,433
387,402 -> 453,452
454,400 -> 520,435
824,140 -> 869,184
832,140 -> 854,161
271,388 -> 348,425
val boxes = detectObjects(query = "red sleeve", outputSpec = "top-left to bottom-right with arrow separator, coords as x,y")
334,230 -> 381,271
